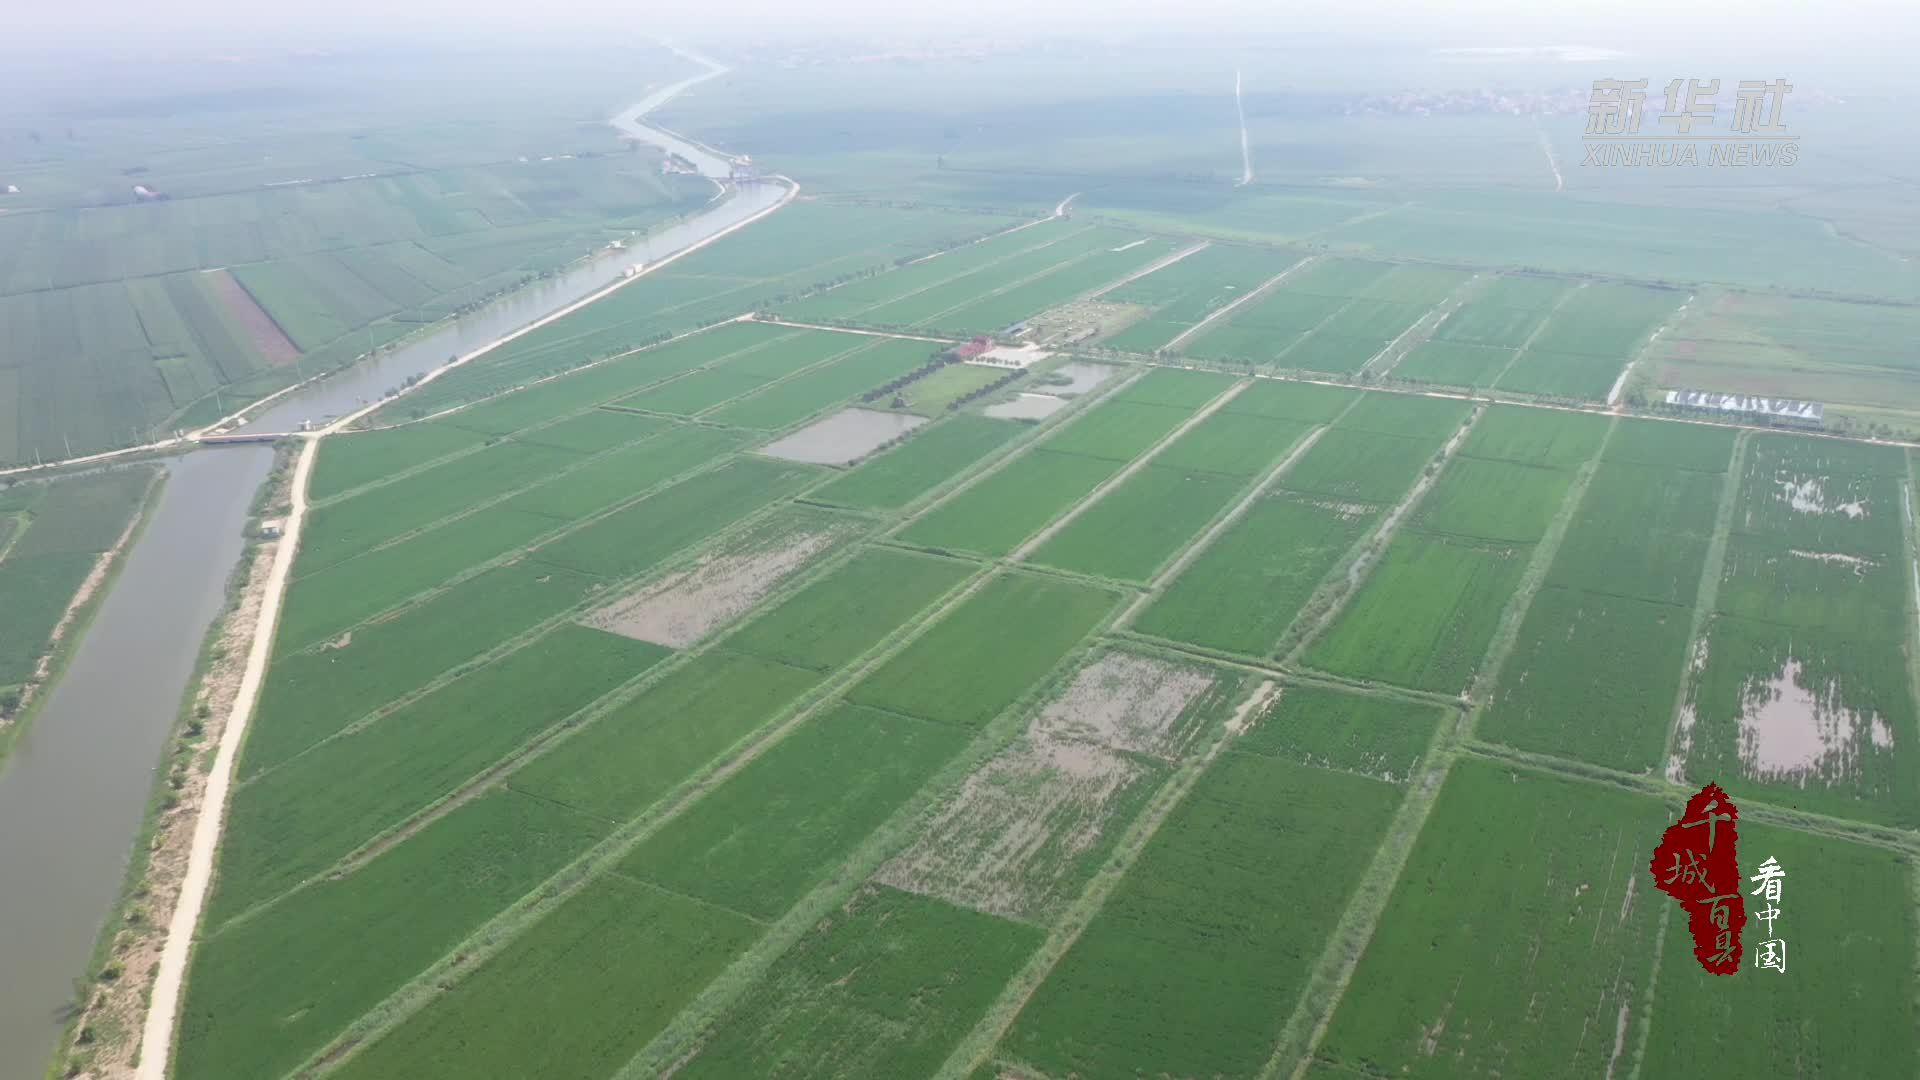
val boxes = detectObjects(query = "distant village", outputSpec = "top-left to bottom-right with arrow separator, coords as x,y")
1338,83 -> 1843,119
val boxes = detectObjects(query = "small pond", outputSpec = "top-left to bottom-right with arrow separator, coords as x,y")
760,408 -> 928,465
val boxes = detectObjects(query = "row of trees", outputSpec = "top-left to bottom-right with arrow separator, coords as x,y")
947,367 -> 1025,411
860,349 -> 960,404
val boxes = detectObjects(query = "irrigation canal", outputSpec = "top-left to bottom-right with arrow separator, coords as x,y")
0,59 -> 773,1078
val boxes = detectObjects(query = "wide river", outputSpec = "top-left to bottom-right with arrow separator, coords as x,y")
0,66 -> 771,1079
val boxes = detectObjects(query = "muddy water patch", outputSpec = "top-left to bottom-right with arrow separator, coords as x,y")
1737,654 -> 1894,780
1035,360 -> 1117,397
760,407 -> 925,466
983,393 -> 1068,421
580,527 -> 844,648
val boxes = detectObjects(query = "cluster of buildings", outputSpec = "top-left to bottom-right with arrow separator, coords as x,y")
950,336 -> 993,361
658,153 -> 701,176
950,335 -> 1050,370
975,343 -> 1049,369
1343,86 -> 1595,118
1663,389 -> 1824,429
1341,79 -> 1841,121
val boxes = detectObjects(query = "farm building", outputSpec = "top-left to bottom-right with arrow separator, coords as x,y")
1664,389 -> 1824,428
973,343 -> 1050,369
952,336 -> 993,360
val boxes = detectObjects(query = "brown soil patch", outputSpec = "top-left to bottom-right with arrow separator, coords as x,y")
1036,360 -> 1118,397
877,652 -> 1218,921
205,269 -> 300,369
1031,652 -> 1217,761
57,494 -> 284,1078
579,529 -> 839,648
876,736 -> 1148,921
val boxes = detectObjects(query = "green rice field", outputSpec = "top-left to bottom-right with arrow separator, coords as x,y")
145,103 -> 1920,1080
997,751 -> 1404,1080
1178,258 -> 1473,373
810,415 -> 1023,510
1099,243 -> 1303,353
895,368 -> 1228,556
169,312 -> 1920,1080
1,157 -> 736,464
1026,463 -> 1251,582
1492,283 -> 1684,399
0,465 -> 160,723
1310,759 -> 1670,1079
1305,530 -> 1530,692
1672,433 -> 1920,825
1132,388 -> 1462,657
1651,289 -> 1920,435
674,886 -> 1042,1080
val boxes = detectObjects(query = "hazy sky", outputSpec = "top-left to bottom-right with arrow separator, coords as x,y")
14,0 -> 1917,40
9,0 -> 1918,91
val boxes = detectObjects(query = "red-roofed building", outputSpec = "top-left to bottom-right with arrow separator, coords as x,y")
952,336 -> 992,360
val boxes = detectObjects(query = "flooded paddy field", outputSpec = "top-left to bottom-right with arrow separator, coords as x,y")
760,407 -> 928,465
1036,360 -> 1118,396
1668,434 -> 1920,825
984,393 -> 1069,420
